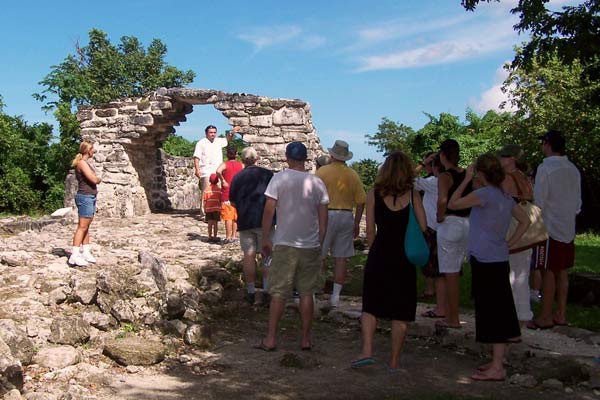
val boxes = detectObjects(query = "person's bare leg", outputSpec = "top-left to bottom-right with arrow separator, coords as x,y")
536,269 -> 556,325
243,252 -> 257,287
233,221 -> 238,239
263,295 -> 285,348
354,312 -> 376,360
554,270 -> 569,324
225,220 -> 233,240
82,217 -> 93,245
444,272 -> 461,326
73,217 -> 92,247
389,320 -> 408,369
424,277 -> 435,297
531,269 -> 542,292
433,276 -> 447,316
299,294 -> 314,348
333,257 -> 347,285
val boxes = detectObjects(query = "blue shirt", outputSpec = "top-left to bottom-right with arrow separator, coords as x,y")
467,186 -> 515,262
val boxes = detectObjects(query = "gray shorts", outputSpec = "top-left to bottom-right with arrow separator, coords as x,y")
321,210 -> 355,258
239,228 -> 263,254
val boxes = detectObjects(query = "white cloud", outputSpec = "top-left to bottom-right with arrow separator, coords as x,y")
357,15 -> 471,44
237,25 -> 303,51
470,63 -> 517,113
356,27 -> 513,71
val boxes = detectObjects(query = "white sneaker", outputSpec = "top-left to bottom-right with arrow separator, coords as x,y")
329,296 -> 340,308
68,253 -> 89,267
81,251 -> 97,263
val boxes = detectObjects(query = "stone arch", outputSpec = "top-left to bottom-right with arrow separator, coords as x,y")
73,88 -> 323,218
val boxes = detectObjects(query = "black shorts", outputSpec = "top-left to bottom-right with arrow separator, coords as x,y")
205,211 -> 221,221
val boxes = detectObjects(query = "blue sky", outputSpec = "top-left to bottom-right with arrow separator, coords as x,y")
0,0 -> 573,162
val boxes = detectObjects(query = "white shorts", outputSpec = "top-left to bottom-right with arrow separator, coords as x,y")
437,216 -> 469,274
321,210 -> 355,258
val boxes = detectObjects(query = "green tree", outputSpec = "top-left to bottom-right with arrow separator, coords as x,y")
350,159 -> 380,191
161,135 -> 196,157
462,1 -> 600,82
366,117 -> 416,156
34,28 -> 196,196
0,96 -> 57,214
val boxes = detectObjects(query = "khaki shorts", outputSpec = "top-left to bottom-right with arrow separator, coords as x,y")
268,245 -> 321,298
239,228 -> 263,254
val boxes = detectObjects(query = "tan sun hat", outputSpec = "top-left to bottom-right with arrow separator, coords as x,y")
328,140 -> 353,161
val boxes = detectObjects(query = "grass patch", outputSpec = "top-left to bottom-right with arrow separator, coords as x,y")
574,232 -> 600,274
343,232 -> 600,332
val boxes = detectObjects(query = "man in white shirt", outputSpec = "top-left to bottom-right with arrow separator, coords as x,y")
193,125 -> 237,190
528,130 -> 581,330
256,142 -> 329,351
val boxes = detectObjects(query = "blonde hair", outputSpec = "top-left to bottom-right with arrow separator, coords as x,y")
71,140 -> 94,168
374,151 -> 415,197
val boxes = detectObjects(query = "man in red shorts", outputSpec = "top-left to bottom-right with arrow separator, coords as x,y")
528,130 -> 581,330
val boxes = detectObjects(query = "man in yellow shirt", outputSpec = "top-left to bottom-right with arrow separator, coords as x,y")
316,140 -> 367,307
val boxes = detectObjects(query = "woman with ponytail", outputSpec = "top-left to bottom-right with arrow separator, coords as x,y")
69,140 -> 101,267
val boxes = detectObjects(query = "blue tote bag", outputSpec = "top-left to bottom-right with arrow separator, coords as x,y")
404,190 -> 430,267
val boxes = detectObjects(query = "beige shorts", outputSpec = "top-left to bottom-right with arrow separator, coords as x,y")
268,245 -> 321,298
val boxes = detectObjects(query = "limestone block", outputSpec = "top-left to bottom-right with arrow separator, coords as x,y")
103,337 -> 165,366
250,115 -> 272,127
243,135 -> 284,144
80,119 -> 107,129
228,116 -> 249,126
95,109 -> 118,118
256,127 -> 281,137
0,320 -> 35,365
117,105 -> 139,115
32,346 -> 80,370
132,114 -> 154,126
222,110 -> 248,118
76,110 -> 94,121
247,106 -> 274,115
0,337 -> 23,392
48,316 -> 90,345
183,324 -> 211,348
273,107 -> 305,125
213,101 -> 231,110
101,173 -> 134,185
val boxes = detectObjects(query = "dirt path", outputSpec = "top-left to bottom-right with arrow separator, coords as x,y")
100,301 -> 590,400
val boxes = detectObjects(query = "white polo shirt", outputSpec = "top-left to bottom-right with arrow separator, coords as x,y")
193,137 -> 228,178
534,155 -> 581,243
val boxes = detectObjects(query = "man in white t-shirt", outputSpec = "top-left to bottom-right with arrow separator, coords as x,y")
193,125 -> 237,190
256,141 -> 329,352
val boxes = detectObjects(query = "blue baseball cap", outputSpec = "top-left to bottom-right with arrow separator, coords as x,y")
285,141 -> 308,161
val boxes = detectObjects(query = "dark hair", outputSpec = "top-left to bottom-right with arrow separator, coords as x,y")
205,125 -> 217,133
475,153 -> 505,188
544,129 -> 566,154
432,154 -> 445,173
226,145 -> 237,159
374,151 -> 414,197
440,139 -> 460,166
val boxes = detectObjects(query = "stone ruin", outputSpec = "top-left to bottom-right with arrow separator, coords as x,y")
67,88 -> 323,218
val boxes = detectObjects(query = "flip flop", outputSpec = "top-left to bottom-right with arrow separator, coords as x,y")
435,320 -> 462,329
470,371 -> 506,382
421,310 -> 446,318
351,357 -> 375,368
254,341 -> 277,352
526,320 -> 554,330
384,362 -> 401,373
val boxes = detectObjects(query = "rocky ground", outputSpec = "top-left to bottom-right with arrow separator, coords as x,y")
0,211 -> 599,400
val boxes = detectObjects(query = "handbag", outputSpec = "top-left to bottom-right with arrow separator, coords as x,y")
404,190 -> 430,267
505,172 -> 548,253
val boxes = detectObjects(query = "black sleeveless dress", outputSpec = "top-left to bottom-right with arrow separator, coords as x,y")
362,191 -> 417,321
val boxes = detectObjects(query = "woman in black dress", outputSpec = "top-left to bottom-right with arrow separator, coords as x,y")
352,151 -> 427,370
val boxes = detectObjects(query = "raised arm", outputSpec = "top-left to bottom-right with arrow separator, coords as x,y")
78,161 -> 101,185
507,202 -> 531,248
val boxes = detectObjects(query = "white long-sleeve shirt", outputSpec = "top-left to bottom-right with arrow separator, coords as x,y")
534,156 -> 581,243
414,175 -> 438,230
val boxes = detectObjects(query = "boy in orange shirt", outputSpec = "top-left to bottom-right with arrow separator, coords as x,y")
203,173 -> 222,243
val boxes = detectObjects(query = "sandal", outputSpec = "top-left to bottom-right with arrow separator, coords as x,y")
435,320 -> 462,329
526,320 -> 554,330
421,310 -> 445,318
253,341 -> 277,352
470,370 -> 506,382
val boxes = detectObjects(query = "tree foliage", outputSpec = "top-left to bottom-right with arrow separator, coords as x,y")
0,96 -> 60,214
350,159 -> 380,192
462,1 -> 600,81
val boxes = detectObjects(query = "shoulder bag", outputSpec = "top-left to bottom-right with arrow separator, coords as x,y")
405,190 -> 430,267
505,172 -> 548,253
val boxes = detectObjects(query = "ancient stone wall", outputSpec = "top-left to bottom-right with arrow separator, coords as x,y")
68,88 -> 322,218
